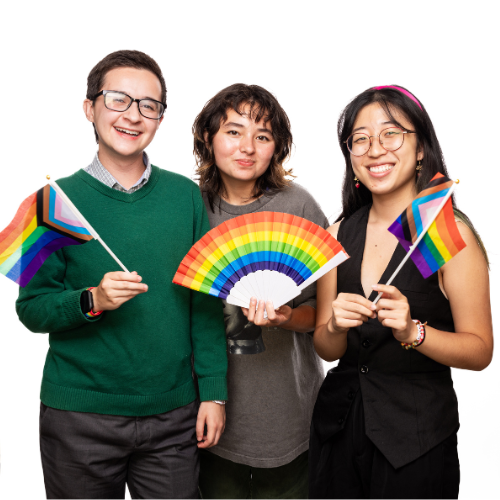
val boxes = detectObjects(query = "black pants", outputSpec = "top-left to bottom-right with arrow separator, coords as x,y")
309,393 -> 460,499
40,401 -> 199,499
199,449 -> 309,499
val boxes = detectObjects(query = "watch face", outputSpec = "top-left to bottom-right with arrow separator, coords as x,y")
80,290 -> 93,314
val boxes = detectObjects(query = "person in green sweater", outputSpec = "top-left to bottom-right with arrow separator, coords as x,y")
16,50 -> 228,499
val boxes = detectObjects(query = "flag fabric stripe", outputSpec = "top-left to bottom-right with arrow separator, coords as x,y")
0,184 -> 93,287
5,230 -> 63,280
46,185 -> 92,236
0,193 -> 36,245
39,186 -> 93,242
0,225 -> 50,273
388,173 -> 466,279
0,197 -> 37,254
435,207 -> 458,256
17,237 -> 80,287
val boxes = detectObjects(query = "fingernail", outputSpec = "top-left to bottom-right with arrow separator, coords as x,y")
371,304 -> 376,310
372,284 -> 379,290
143,285 -> 148,291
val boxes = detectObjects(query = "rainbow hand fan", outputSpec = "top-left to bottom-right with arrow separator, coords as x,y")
173,212 -> 349,310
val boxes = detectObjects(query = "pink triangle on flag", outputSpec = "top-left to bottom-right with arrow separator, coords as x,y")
418,197 -> 444,227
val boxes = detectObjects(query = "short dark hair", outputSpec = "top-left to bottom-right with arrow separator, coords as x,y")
193,83 -> 294,212
86,50 -> 167,143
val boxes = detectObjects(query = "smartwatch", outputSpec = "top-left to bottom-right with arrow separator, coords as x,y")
80,289 -> 94,314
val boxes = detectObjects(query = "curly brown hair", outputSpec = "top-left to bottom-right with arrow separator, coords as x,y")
193,83 -> 294,212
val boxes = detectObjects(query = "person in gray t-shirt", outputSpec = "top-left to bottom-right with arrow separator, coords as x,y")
192,83 -> 328,499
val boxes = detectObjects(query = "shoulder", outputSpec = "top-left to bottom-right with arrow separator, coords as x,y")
56,170 -> 86,188
274,182 -> 328,226
327,220 -> 342,239
279,182 -> 318,203
154,166 -> 198,189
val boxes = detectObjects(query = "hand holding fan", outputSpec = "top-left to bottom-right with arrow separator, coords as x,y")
173,212 -> 349,309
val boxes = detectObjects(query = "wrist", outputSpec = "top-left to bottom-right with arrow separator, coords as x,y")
86,288 -> 103,317
89,287 -> 104,313
327,321 -> 348,337
401,320 -> 427,350
279,306 -> 293,328
402,321 -> 419,344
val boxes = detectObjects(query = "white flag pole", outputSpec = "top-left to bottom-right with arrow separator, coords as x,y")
372,180 -> 459,305
47,176 -> 130,273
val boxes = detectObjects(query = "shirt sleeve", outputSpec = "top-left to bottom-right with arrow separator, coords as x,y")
291,186 -> 330,311
16,249 -> 101,334
189,186 -> 228,401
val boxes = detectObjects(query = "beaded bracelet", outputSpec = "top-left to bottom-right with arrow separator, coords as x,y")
85,287 -> 103,319
401,320 -> 427,350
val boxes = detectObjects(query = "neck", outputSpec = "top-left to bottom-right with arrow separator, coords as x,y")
220,174 -> 259,206
369,182 -> 417,224
97,148 -> 146,190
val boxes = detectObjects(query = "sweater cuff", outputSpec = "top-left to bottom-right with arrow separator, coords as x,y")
198,377 -> 228,402
62,289 -> 103,325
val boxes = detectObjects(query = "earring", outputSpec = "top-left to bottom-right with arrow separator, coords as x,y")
354,176 -> 360,188
416,160 -> 422,176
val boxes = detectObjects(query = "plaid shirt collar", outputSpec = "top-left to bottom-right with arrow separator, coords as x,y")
84,152 -> 152,193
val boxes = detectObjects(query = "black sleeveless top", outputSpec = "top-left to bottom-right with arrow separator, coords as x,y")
312,205 -> 459,469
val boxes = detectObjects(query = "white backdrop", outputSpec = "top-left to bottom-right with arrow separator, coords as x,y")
0,1 -> 498,498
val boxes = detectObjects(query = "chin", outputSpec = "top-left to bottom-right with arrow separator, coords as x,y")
111,143 -> 144,157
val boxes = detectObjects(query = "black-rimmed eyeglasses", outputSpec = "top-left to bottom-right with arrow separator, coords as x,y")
345,127 -> 415,157
93,90 -> 166,120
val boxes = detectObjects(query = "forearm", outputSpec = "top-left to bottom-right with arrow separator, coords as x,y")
313,322 -> 348,362
16,288 -> 94,333
416,326 -> 493,371
280,305 -> 316,333
191,293 -> 228,401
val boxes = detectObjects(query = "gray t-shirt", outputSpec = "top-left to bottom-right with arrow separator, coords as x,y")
202,183 -> 328,468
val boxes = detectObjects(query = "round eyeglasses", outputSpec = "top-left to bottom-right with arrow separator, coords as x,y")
93,90 -> 166,120
345,127 -> 415,157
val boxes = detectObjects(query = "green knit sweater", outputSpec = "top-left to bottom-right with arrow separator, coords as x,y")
16,166 -> 227,416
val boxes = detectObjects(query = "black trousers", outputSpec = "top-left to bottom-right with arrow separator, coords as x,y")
40,401 -> 199,499
309,392 -> 460,499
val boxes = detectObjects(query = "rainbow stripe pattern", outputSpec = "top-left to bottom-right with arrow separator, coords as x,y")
388,173 -> 466,278
0,184 -> 93,287
173,212 -> 348,308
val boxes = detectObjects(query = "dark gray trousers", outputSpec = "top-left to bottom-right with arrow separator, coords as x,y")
40,401 -> 199,499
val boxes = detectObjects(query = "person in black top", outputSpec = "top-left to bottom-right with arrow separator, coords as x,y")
309,85 -> 493,499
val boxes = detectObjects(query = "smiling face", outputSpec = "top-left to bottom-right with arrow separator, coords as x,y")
83,67 -> 163,164
350,102 -> 423,199
211,106 -> 276,190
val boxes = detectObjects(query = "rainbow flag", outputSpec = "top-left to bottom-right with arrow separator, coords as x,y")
388,173 -> 466,278
0,184 -> 93,287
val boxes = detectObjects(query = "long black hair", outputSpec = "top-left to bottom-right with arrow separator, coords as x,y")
336,85 -> 488,264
